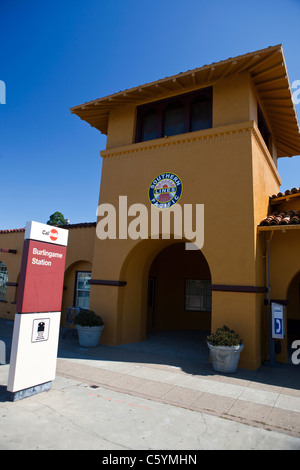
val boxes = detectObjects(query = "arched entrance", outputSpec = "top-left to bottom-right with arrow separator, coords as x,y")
146,242 -> 211,333
61,260 -> 92,324
117,239 -> 212,346
287,271 -> 300,348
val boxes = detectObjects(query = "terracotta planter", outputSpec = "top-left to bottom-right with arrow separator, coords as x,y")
76,325 -> 104,347
207,342 -> 244,373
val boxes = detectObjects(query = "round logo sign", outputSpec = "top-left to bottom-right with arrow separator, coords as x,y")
50,228 -> 58,242
148,172 -> 183,209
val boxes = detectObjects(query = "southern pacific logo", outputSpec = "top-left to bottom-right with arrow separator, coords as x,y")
42,228 -> 58,242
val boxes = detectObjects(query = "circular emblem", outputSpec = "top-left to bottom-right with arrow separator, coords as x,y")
50,228 -> 58,241
148,172 -> 183,209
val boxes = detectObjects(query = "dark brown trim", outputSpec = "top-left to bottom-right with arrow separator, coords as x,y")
264,299 -> 288,306
211,284 -> 267,293
89,279 -> 127,287
0,248 -> 17,254
6,282 -> 18,287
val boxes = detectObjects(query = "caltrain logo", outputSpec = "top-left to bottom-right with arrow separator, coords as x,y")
148,172 -> 183,209
42,228 -> 58,241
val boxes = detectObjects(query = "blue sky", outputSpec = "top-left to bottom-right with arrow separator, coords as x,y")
1,0 -> 300,230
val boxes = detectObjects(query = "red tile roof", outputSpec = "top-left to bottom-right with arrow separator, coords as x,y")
259,210 -> 300,226
0,228 -> 25,234
60,222 -> 96,229
0,222 -> 96,234
270,188 -> 300,199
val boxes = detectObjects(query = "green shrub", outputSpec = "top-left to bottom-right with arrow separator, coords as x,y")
207,325 -> 242,347
73,309 -> 104,327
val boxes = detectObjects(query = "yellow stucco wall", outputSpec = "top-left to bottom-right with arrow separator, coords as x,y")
4,66 -> 298,371
0,231 -> 24,319
259,228 -> 300,362
89,71 -> 284,370
0,226 -> 95,323
106,73 -> 255,149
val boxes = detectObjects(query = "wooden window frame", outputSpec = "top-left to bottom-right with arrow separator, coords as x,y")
136,87 -> 212,143
73,270 -> 92,309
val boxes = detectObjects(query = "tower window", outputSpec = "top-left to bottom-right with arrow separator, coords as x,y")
136,87 -> 212,143
257,104 -> 271,150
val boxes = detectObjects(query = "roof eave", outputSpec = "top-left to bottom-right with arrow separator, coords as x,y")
70,44 -> 300,157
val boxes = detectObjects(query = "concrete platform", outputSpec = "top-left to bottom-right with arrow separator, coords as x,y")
1,320 -> 300,450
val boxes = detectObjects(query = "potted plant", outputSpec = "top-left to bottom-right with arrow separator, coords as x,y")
207,325 -> 244,373
73,308 -> 104,347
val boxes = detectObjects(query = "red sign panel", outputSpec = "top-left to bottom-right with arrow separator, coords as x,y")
16,239 -> 67,313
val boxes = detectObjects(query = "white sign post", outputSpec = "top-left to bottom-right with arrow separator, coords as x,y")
7,221 -> 68,401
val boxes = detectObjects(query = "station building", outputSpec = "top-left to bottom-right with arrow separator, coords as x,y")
1,44 -> 300,370
0,223 -> 96,326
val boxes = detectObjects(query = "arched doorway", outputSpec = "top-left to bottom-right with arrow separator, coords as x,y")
287,271 -> 300,348
61,260 -> 92,325
118,239 -> 212,346
146,242 -> 211,333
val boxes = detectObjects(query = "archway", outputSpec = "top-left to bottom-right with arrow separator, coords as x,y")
147,242 -> 211,333
287,271 -> 300,347
61,260 -> 92,324
118,238 -> 212,346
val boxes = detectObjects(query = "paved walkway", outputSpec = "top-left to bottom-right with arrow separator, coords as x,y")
1,320 -> 300,449
56,330 -> 300,438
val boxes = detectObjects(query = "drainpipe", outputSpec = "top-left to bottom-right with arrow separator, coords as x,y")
267,238 -> 276,365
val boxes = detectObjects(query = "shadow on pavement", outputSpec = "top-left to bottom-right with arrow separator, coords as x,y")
1,318 -> 300,392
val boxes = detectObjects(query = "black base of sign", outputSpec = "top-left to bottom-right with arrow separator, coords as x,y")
8,381 -> 52,402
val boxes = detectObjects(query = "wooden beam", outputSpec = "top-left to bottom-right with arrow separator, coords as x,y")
265,103 -> 293,109
210,284 -> 267,293
275,138 -> 300,154
259,86 -> 290,95
89,279 -> 127,287
206,66 -> 215,82
263,96 -> 291,102
172,78 -> 184,89
251,62 -> 284,79
235,55 -> 259,74
270,123 -> 300,135
219,61 -> 237,78
247,49 -> 281,73
270,115 -> 298,125
190,72 -> 197,86
255,75 -> 287,87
